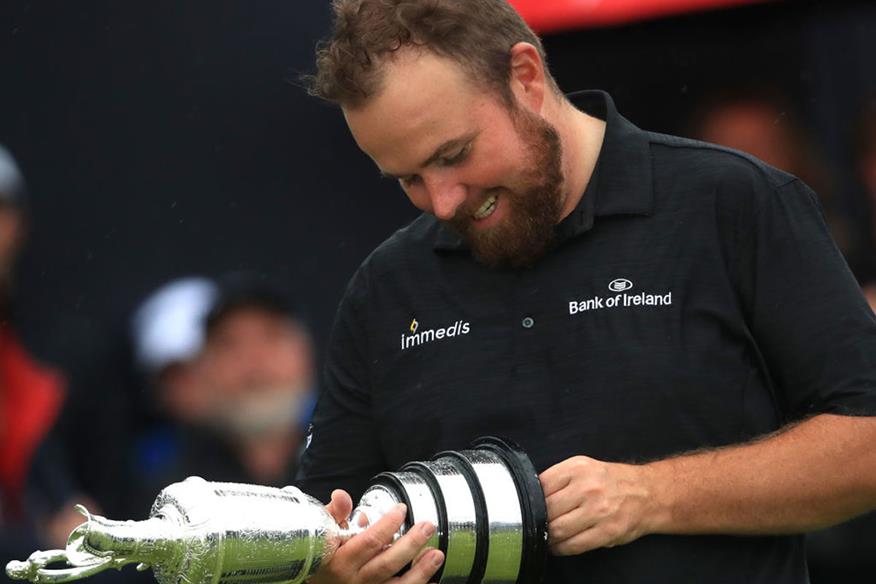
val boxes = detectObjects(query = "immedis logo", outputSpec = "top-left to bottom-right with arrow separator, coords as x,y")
401,319 -> 471,350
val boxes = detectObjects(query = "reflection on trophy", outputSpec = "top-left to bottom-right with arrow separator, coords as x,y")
7,437 -> 547,584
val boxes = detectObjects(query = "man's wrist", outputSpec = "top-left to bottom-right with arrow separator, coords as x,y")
637,459 -> 676,536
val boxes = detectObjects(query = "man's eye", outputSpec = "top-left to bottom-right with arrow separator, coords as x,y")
441,144 -> 471,166
400,174 -> 422,187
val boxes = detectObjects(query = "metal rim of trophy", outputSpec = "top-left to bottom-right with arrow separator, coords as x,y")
371,436 -> 548,584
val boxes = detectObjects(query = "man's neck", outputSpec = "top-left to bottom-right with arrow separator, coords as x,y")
552,97 -> 607,220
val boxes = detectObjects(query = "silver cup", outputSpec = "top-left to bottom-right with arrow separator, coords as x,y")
7,436 -> 547,584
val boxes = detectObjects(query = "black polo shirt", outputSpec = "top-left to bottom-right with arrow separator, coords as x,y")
297,91 -> 876,583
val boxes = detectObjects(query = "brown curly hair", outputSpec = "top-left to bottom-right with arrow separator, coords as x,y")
307,0 -> 559,108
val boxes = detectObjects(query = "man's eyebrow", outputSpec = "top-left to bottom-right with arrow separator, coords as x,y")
380,131 -> 479,180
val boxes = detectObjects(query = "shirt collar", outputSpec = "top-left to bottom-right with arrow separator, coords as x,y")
433,90 -> 654,251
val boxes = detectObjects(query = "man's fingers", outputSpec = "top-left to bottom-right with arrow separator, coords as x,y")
545,488 -> 581,522
397,549 -> 444,584
359,519 -> 437,582
321,504 -> 408,579
549,526 -> 605,556
548,507 -> 597,546
343,503 -> 408,558
539,466 -> 572,498
326,489 -> 353,524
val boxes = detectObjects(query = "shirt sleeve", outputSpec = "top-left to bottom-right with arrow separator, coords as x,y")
724,169 -> 876,420
295,266 -> 387,503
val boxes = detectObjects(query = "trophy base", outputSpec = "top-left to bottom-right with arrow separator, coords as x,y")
470,436 -> 548,584
364,436 -> 547,584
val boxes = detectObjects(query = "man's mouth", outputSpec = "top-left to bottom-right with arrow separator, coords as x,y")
472,193 -> 499,220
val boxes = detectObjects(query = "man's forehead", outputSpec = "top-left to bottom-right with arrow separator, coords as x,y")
342,51 -> 486,173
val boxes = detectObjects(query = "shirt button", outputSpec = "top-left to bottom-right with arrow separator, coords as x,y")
521,316 -> 535,329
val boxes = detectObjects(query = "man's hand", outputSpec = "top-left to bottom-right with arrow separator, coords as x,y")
538,415 -> 876,555
540,456 -> 657,555
309,489 -> 445,584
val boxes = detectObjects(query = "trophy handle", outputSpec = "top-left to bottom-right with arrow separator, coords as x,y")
5,549 -> 131,584
6,505 -> 155,584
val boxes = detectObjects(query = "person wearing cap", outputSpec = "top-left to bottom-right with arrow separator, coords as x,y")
295,2 -> 876,584
132,277 -> 218,428
193,275 -> 317,486
133,274 -> 316,504
0,145 -> 28,296
128,276 -> 218,511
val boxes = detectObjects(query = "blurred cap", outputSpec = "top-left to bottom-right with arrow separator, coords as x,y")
132,277 -> 218,375
205,273 -> 297,335
0,144 -> 27,206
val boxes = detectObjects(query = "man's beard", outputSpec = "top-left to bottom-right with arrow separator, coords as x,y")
447,107 -> 565,269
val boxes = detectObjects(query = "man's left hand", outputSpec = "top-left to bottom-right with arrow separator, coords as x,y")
539,456 -> 657,555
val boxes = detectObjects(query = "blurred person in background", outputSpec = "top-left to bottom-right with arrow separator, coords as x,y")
849,98 -> 876,311
133,274 -> 316,509
194,274 -> 316,486
0,144 -> 85,559
128,276 -> 217,513
805,97 -> 876,584
688,88 -> 849,251
1,146 -> 133,571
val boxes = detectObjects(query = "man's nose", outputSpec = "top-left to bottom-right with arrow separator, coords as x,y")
424,175 -> 467,221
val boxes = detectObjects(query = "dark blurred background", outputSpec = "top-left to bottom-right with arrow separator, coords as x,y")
1,0 -> 875,581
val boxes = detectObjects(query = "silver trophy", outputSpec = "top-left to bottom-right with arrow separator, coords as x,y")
7,437 -> 547,584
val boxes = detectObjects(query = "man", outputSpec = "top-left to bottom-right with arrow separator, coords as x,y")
0,145 -> 67,559
851,99 -> 876,311
132,276 -> 218,428
130,275 -> 316,510
688,89 -> 847,253
129,276 -> 217,511
806,97 -> 876,582
296,1 -> 876,583
193,275 -> 316,486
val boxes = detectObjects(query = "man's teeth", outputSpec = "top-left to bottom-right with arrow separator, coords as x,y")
473,194 -> 498,220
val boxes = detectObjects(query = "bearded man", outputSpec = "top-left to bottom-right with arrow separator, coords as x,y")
296,1 -> 876,583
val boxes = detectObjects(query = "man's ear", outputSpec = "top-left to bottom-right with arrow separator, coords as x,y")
508,42 -> 547,113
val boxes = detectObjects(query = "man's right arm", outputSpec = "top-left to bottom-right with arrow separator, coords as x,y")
297,269 -> 443,583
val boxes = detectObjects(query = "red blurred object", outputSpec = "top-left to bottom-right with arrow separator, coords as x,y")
509,0 -> 772,33
0,325 -> 66,520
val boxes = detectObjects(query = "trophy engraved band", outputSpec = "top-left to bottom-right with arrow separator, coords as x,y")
7,436 -> 547,584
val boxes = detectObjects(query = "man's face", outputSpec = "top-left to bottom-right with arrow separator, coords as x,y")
697,102 -> 795,173
198,307 -> 314,438
343,50 -> 565,269
202,307 -> 313,396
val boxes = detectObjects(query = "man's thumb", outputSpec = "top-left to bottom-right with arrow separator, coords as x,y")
326,489 -> 353,524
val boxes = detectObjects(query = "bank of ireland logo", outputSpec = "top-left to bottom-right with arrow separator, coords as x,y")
569,277 -> 672,315
609,278 -> 633,292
